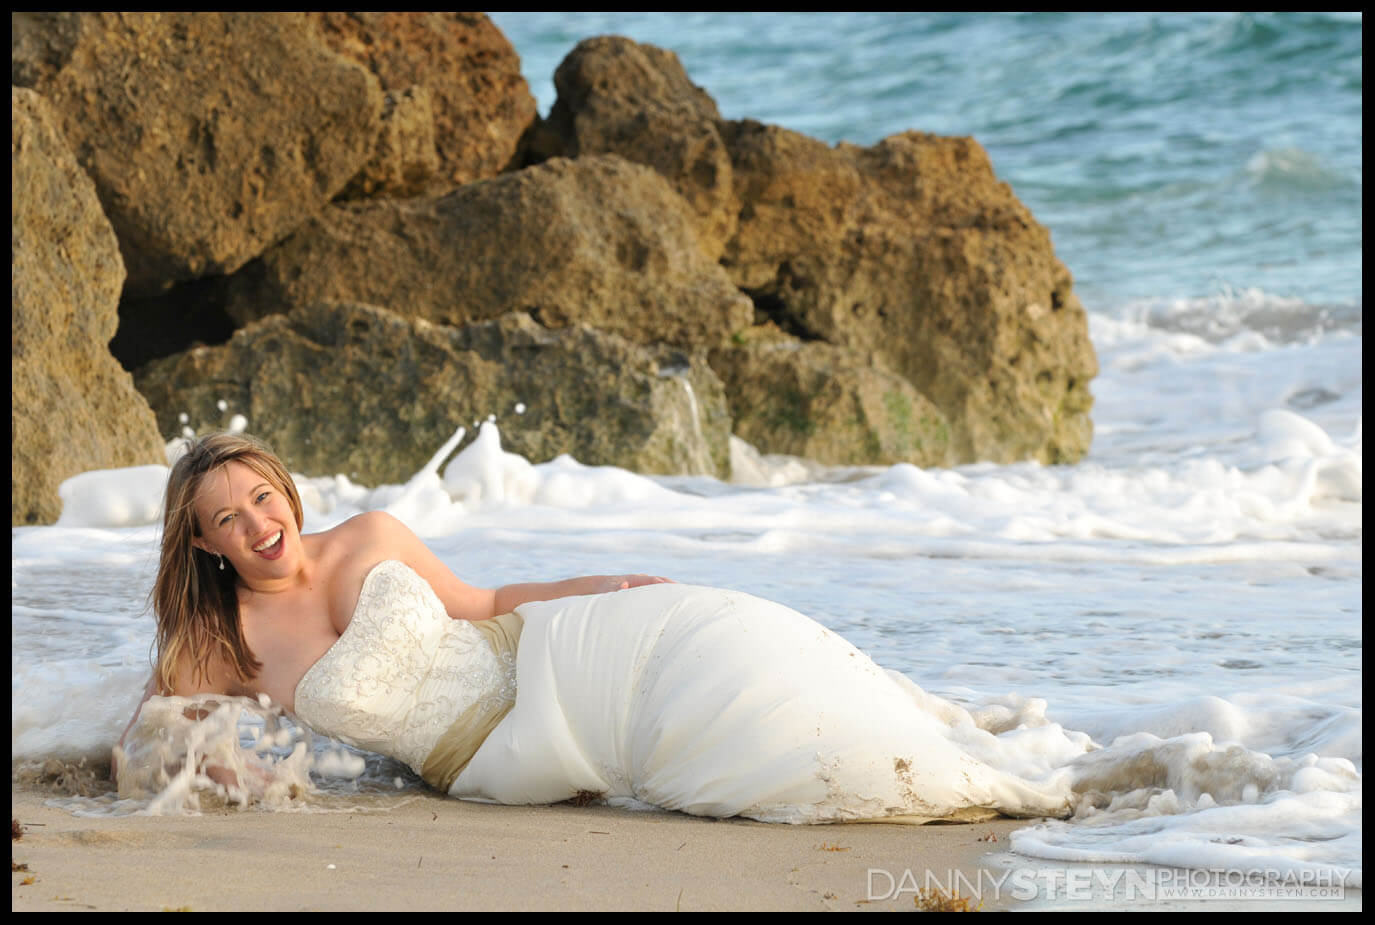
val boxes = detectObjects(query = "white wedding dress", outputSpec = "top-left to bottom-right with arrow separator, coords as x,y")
294,560 -> 1072,824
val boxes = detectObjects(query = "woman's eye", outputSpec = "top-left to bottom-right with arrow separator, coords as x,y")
218,514 -> 234,527
256,492 -> 270,503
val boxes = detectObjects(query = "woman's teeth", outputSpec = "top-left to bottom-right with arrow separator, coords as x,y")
253,531 -> 283,552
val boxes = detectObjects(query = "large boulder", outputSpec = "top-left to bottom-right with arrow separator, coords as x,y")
450,311 -> 731,478
531,36 -> 738,259
134,303 -> 732,485
223,155 -> 753,348
529,36 -> 1097,465
309,12 -> 537,194
12,87 -> 166,525
11,11 -> 384,294
723,123 -> 1097,464
710,330 -> 953,468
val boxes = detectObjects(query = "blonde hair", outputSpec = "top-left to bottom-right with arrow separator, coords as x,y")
153,432 -> 303,696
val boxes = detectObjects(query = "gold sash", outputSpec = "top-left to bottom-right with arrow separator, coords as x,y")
419,610 -> 524,793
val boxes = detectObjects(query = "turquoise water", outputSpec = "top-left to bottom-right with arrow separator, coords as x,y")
492,11 -> 1362,315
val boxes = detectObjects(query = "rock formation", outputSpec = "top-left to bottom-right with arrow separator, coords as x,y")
10,16 -> 1099,524
11,87 -> 166,525
11,11 -> 385,295
222,155 -> 753,347
532,37 -> 1097,465
135,303 -> 731,485
530,36 -> 739,260
721,122 -> 1097,464
309,11 -> 537,192
710,332 -> 954,468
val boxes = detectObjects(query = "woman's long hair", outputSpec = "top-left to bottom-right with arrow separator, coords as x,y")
153,432 -> 303,695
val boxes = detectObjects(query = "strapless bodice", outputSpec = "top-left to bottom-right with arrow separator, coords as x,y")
293,560 -> 517,774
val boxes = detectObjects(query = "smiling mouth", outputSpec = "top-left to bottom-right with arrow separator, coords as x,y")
253,531 -> 284,555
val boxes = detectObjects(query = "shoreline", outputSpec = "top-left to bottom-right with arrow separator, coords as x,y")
12,784 -> 1028,911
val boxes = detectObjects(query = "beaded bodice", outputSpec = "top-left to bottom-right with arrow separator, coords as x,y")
293,560 -> 517,773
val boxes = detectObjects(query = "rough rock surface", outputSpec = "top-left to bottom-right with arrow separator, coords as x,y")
336,85 -> 441,200
310,11 -> 537,193
710,330 -> 953,468
16,16 -> 1099,485
11,87 -> 166,525
531,36 -> 738,259
224,155 -> 753,348
134,303 -> 731,485
722,122 -> 1097,464
11,11 -> 384,294
528,36 -> 1097,465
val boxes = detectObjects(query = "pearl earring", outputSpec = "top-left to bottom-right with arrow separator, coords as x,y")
218,553 -> 225,571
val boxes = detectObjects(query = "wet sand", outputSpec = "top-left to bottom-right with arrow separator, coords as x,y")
11,785 -> 1025,911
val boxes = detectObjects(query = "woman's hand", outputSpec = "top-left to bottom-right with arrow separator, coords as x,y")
204,757 -> 276,798
604,574 -> 675,592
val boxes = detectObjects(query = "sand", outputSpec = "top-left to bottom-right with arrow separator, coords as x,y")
11,784 -> 1028,911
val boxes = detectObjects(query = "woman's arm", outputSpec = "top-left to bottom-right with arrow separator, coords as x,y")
111,674 -> 159,781
362,511 -> 671,620
492,574 -> 673,615
112,659 -> 216,780
112,655 -> 250,791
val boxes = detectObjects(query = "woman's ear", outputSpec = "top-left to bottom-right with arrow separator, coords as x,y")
191,536 -> 216,556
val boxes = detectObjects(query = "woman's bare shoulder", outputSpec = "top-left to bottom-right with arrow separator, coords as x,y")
302,512 -> 425,628
306,511 -> 418,593
320,510 -> 405,541
305,511 -> 404,557
348,510 -> 407,535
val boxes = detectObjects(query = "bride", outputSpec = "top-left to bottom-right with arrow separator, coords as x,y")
117,432 -> 1072,824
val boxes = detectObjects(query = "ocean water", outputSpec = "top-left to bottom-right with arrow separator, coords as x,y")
494,11 -> 1363,312
11,12 -> 1361,910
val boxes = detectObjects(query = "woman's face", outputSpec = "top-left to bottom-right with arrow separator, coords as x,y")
191,460 -> 301,581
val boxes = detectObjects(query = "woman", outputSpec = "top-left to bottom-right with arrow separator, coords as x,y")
119,432 -> 1072,823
